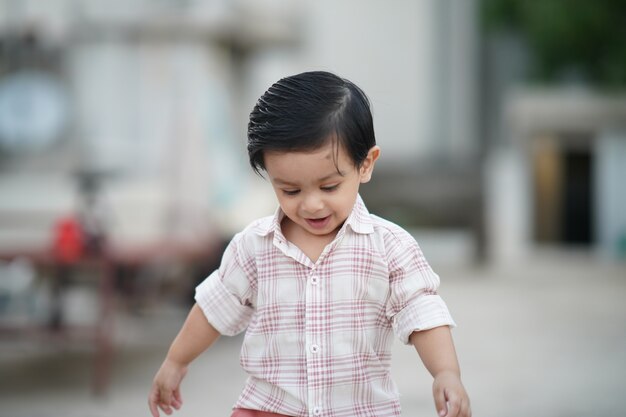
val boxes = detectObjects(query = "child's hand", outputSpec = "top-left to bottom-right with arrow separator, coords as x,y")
148,358 -> 188,417
432,370 -> 471,417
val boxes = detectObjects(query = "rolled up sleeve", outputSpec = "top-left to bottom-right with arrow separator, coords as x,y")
384,231 -> 456,344
194,235 -> 256,336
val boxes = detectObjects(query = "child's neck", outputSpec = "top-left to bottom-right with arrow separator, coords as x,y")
281,217 -> 340,263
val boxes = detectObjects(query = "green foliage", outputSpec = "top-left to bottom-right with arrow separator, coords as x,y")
481,0 -> 626,88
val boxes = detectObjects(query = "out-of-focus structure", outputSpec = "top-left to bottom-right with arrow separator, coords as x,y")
480,0 -> 626,263
0,0 -> 301,258
0,0 -> 488,266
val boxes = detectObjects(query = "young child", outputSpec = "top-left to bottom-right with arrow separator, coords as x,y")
148,71 -> 471,417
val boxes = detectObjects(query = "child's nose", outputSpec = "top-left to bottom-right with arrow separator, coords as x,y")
302,193 -> 324,213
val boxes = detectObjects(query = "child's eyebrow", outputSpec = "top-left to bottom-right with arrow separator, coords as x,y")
273,171 -> 346,186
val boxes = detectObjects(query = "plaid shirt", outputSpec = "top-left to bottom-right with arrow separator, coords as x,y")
195,195 -> 455,417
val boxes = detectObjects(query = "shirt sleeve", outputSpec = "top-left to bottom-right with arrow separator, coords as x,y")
194,233 -> 256,336
384,230 -> 456,344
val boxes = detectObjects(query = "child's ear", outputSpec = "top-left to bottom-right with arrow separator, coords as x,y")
359,146 -> 381,183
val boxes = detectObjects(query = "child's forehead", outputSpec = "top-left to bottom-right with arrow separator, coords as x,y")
264,148 -> 339,172
264,144 -> 355,181
267,138 -> 348,159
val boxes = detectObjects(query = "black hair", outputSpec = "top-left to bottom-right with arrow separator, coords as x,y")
247,71 -> 376,175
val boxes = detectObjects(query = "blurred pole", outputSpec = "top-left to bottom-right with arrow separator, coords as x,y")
434,0 -> 485,263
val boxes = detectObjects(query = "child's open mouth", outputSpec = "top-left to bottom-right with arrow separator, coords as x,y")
305,215 -> 331,229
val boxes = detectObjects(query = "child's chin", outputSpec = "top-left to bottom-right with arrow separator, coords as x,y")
310,228 -> 331,236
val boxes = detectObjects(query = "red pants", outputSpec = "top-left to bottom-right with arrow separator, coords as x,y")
230,409 -> 291,417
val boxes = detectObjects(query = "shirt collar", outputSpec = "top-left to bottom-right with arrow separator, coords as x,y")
255,194 -> 374,237
344,194 -> 374,235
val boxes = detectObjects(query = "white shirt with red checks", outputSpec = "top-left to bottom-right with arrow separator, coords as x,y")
195,195 -> 456,417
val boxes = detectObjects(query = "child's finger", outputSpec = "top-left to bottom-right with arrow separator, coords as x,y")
446,398 -> 461,417
148,386 -> 161,417
459,398 -> 472,417
158,388 -> 175,415
158,402 -> 173,416
173,388 -> 183,409
443,390 -> 463,417
433,386 -> 447,416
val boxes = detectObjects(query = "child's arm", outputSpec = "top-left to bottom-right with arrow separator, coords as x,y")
148,303 -> 221,417
410,326 -> 471,417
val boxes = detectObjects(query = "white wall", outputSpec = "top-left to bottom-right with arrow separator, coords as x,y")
596,130 -> 626,259
69,39 -> 246,242
484,147 -> 532,264
302,0 -> 438,165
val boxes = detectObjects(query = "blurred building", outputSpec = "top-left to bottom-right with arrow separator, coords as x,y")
0,0 -> 623,269
0,0 -> 484,264
0,0 -> 300,258
481,1 -> 626,263
486,90 -> 626,263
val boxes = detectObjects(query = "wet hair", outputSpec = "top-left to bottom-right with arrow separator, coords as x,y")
247,71 -> 376,175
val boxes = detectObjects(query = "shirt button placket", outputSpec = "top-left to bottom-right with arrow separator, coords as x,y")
309,275 -> 321,357
305,270 -> 323,417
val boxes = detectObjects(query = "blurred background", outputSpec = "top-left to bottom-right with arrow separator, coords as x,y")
0,1 -> 625,416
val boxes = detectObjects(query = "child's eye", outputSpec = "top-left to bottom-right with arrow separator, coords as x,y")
321,184 -> 339,192
282,189 -> 300,196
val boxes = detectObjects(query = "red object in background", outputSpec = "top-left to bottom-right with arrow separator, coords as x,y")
52,216 -> 84,263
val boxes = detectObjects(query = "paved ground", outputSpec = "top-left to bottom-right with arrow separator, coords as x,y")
1,251 -> 625,417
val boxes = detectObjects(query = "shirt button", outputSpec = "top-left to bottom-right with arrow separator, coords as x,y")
310,344 -> 320,354
312,406 -> 322,416
310,275 -> 319,285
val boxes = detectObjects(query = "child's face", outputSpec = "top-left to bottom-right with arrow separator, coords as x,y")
264,141 -> 380,239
